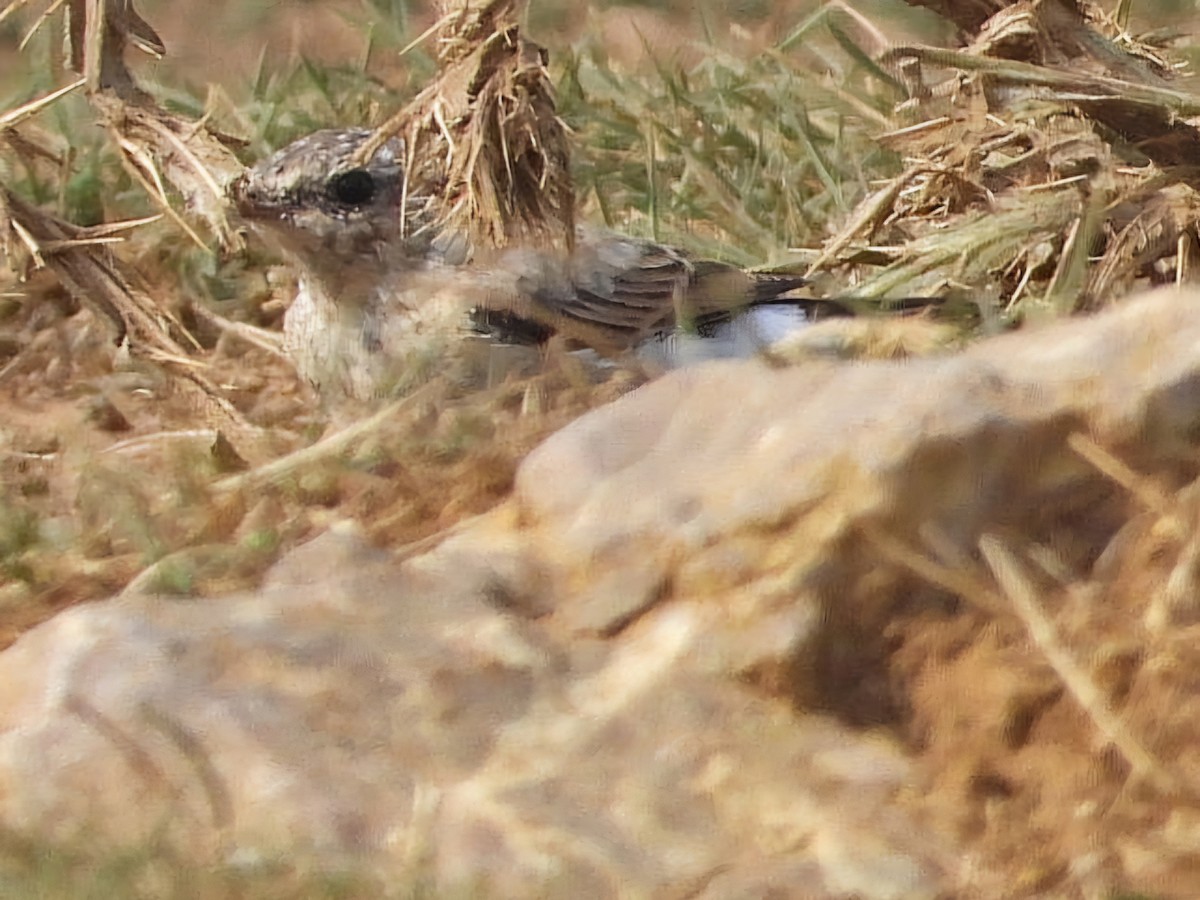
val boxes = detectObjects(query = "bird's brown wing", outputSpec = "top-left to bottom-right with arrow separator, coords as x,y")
473,232 -> 690,351
473,229 -> 808,352
557,233 -> 691,345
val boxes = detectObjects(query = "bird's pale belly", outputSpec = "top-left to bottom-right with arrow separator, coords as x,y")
283,271 -> 545,401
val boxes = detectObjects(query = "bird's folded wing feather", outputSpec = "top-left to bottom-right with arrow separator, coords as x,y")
464,229 -> 790,351
490,234 -> 690,349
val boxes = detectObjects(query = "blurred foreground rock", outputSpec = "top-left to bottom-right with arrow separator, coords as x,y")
4,288 -> 1200,895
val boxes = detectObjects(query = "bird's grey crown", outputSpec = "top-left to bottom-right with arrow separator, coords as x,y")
236,129 -> 401,217
234,128 -> 444,291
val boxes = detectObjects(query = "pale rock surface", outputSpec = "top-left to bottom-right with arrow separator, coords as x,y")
3,288 -> 1200,895
513,288 -> 1200,687
0,527 -> 943,897
0,528 -> 552,860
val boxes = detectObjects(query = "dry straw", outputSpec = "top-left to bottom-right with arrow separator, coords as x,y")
816,0 -> 1200,317
352,0 -> 575,253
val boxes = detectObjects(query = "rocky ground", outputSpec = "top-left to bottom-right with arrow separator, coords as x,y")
2,289 -> 1200,896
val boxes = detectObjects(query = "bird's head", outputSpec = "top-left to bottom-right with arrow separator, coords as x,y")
233,128 -> 444,298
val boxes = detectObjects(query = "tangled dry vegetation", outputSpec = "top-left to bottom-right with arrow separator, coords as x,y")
822,0 -> 1200,313
354,0 -> 576,250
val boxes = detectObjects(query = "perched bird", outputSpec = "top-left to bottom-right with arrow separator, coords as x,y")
233,128 -> 819,400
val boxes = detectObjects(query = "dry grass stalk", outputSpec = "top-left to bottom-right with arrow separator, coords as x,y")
0,79 -> 86,131
0,187 -> 266,462
865,521 -> 1185,799
66,0 -> 163,92
1067,432 -> 1183,532
978,533 -> 1185,798
93,93 -> 246,253
861,523 -> 1010,617
1087,185 -> 1200,305
212,380 -> 445,495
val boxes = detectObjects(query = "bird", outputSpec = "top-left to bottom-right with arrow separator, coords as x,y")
233,127 -> 822,401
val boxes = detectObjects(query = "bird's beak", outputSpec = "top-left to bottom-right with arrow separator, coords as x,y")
230,171 -> 268,220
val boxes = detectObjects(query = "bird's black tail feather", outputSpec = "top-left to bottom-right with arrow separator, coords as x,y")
747,272 -> 810,304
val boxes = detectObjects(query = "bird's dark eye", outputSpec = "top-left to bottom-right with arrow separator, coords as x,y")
327,169 -> 376,206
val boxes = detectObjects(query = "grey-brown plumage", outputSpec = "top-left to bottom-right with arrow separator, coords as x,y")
234,128 -> 809,399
